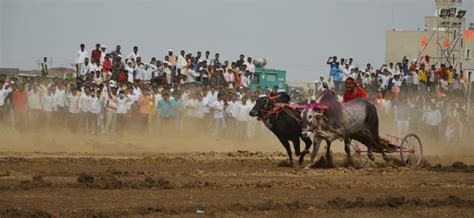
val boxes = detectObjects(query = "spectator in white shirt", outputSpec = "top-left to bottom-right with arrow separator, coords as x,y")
127,46 -> 140,61
115,90 -> 131,135
209,94 -> 226,136
185,93 -> 206,133
76,44 -> 88,77
80,58 -> 91,78
54,84 -> 67,124
143,64 -> 155,82
247,96 -> 258,138
184,65 -> 200,84
422,103 -> 441,140
244,57 -> 255,74
99,45 -> 106,65
27,85 -> 41,127
135,63 -> 146,81
87,91 -> 100,134
242,71 -> 252,89
42,87 -> 57,127
125,61 -> 135,83
224,69 -> 235,89
0,81 -> 10,123
235,95 -> 253,138
89,59 -> 100,73
342,64 -> 351,81
79,88 -> 91,132
67,88 -> 81,132
177,50 -> 187,75
104,87 -> 118,134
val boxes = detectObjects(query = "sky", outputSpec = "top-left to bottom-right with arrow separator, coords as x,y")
0,0 -> 473,81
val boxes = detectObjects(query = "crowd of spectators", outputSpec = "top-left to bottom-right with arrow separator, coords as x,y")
323,55 -> 472,145
0,44 -> 473,146
0,43 -> 267,139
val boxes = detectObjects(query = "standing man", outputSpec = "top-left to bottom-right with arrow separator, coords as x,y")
80,58 -> 91,78
109,45 -> 122,61
168,49 -> 177,67
330,62 -> 343,93
99,45 -> 107,65
211,53 -> 220,66
244,57 -> 255,74
326,56 -> 336,82
0,81 -> 10,124
91,43 -> 102,64
12,84 -> 28,131
41,57 -> 48,78
75,44 -> 88,78
236,54 -> 245,68
128,46 -> 140,60
176,50 -> 187,76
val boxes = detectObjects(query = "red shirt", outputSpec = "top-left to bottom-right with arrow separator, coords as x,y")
102,59 -> 112,72
343,87 -> 368,102
12,91 -> 28,112
91,49 -> 102,63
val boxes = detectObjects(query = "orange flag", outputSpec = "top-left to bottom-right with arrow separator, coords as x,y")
421,36 -> 427,47
444,38 -> 450,48
465,30 -> 474,41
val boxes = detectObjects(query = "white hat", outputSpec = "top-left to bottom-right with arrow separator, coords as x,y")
168,49 -> 173,52
101,44 -> 106,48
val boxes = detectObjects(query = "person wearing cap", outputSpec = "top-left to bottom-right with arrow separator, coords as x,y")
99,45 -> 107,65
342,77 -> 368,103
168,49 -> 177,67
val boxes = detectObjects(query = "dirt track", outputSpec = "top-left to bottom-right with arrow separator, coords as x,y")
0,150 -> 473,217
0,125 -> 473,217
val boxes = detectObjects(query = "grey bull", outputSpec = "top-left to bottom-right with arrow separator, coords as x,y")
301,90 -> 388,165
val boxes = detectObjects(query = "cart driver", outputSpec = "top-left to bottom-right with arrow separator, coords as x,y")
343,77 -> 368,103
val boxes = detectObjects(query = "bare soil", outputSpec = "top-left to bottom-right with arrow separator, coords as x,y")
0,127 -> 473,217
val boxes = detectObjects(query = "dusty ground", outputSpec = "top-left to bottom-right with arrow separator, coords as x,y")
0,127 -> 473,217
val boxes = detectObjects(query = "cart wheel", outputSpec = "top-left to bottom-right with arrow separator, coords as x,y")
350,141 -> 369,168
400,133 -> 423,166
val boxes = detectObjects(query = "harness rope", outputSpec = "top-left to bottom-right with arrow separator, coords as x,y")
259,102 -> 304,127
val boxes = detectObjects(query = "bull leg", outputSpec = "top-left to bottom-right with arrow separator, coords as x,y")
367,147 -> 375,161
325,140 -> 333,165
291,137 -> 305,166
277,137 -> 293,166
301,135 -> 312,155
377,141 -> 390,161
292,137 -> 301,157
344,138 -> 353,166
310,137 -> 322,163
